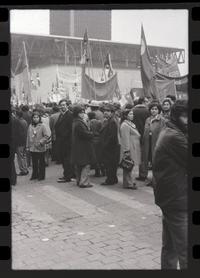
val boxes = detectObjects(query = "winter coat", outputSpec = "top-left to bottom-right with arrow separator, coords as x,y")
153,121 -> 187,211
26,123 -> 49,152
142,114 -> 166,161
49,112 -> 60,141
22,111 -> 32,125
90,119 -> 102,145
99,116 -> 120,161
11,116 -> 21,153
120,120 -> 141,166
54,110 -> 73,149
18,118 -> 28,146
133,104 -> 150,139
71,117 -> 96,166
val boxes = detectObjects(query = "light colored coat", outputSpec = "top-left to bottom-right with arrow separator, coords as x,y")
26,123 -> 49,152
120,120 -> 141,165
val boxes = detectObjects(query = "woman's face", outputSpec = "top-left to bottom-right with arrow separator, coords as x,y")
162,101 -> 171,112
150,106 -> 159,117
78,111 -> 85,120
33,115 -> 40,124
127,111 -> 134,121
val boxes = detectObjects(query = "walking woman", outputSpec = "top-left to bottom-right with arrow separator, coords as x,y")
71,105 -> 96,188
26,111 -> 49,181
120,109 -> 141,189
141,101 -> 166,186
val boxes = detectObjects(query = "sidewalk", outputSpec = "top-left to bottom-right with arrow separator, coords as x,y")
12,163 -> 162,270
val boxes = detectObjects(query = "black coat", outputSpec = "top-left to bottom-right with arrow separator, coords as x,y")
55,110 -> 73,148
133,104 -> 150,138
71,118 -> 96,166
99,117 -> 119,161
152,121 -> 187,211
11,116 -> 21,153
18,118 -> 28,146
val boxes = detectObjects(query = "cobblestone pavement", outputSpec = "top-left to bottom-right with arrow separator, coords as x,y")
12,162 -> 162,270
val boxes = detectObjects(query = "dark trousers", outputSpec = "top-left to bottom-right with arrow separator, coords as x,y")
31,152 -> 45,180
161,210 -> 188,269
57,138 -> 72,180
104,145 -> 120,184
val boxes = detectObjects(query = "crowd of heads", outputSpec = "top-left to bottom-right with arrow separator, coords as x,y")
11,93 -> 187,127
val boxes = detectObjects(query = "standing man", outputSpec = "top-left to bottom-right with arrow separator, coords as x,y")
15,109 -> 29,176
55,99 -> 73,183
153,100 -> 188,269
133,97 -> 150,181
49,105 -> 60,162
99,103 -> 120,185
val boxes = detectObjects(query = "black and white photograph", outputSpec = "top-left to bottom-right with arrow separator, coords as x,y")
10,9 -> 188,270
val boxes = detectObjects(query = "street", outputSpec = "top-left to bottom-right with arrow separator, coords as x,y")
12,162 -> 162,270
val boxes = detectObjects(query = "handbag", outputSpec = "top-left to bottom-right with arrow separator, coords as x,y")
119,151 -> 134,171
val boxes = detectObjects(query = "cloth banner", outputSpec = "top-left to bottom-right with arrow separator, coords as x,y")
81,71 -> 121,101
155,79 -> 176,103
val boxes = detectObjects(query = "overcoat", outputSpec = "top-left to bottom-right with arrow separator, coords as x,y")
120,120 -> 141,166
99,116 -> 120,162
71,117 -> 96,166
153,121 -> 187,211
54,110 -> 73,151
142,114 -> 166,161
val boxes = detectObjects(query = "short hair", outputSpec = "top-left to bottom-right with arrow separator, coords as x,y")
15,109 -> 23,118
148,101 -> 162,114
137,97 -> 145,105
21,105 -> 29,112
121,109 -> 132,124
166,95 -> 176,102
59,99 -> 71,106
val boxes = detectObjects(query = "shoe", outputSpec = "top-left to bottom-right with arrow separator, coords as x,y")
124,186 -> 137,190
18,171 -> 29,176
135,176 -> 146,181
79,184 -> 93,188
101,181 -> 116,186
57,178 -> 67,183
146,181 -> 153,187
58,176 -> 65,180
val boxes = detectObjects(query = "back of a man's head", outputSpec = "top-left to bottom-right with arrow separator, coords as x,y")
137,97 -> 145,105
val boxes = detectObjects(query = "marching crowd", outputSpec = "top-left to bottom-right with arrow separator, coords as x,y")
11,94 -> 188,269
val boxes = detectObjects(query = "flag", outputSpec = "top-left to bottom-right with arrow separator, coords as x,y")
140,25 -> 157,100
156,55 -> 180,77
14,41 -> 32,104
104,53 -> 114,79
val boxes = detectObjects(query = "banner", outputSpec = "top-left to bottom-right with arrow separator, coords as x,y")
156,55 -> 180,77
81,71 -> 121,101
14,41 -> 32,104
155,79 -> 176,103
140,25 -> 157,99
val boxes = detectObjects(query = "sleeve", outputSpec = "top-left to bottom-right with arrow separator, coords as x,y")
120,123 -> 130,152
40,125 -> 50,145
26,125 -> 30,149
76,122 -> 93,140
164,132 -> 187,170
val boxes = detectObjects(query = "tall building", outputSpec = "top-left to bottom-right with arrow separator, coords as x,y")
49,10 -> 111,40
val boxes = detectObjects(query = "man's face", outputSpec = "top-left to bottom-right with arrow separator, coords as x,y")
60,101 -> 67,113
104,110 -> 112,119
162,102 -> 171,112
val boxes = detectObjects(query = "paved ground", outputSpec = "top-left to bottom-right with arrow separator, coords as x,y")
12,162 -> 162,270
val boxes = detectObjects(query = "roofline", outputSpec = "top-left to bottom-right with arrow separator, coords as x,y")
11,32 -> 184,52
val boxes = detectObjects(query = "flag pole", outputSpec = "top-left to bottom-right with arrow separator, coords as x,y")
23,41 -> 31,105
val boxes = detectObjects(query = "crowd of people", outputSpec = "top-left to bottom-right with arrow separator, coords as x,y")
11,93 -> 188,269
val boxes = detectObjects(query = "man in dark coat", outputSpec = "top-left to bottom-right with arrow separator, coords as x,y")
133,97 -> 150,181
71,105 -> 95,188
152,100 -> 188,269
49,105 -> 60,162
11,109 -> 21,185
21,105 -> 32,126
55,99 -> 73,182
99,103 -> 120,185
15,109 -> 29,175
